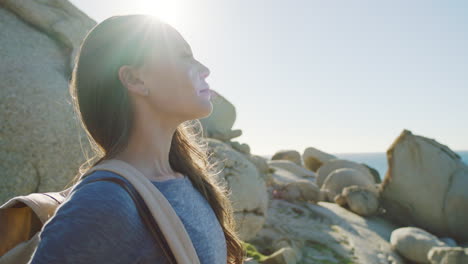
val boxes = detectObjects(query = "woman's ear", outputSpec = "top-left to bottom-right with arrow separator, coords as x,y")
118,65 -> 147,96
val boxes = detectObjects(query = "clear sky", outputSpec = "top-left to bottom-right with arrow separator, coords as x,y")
70,0 -> 467,156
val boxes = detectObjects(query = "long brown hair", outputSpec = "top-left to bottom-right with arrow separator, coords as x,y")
67,14 -> 244,263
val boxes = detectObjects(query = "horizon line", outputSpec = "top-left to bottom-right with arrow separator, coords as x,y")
256,149 -> 468,158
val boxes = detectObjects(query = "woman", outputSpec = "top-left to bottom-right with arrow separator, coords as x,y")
28,14 -> 244,263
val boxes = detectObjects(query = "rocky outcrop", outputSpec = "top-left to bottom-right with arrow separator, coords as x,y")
317,159 -> 375,188
229,140 -> 251,155
302,147 -> 336,172
268,166 -> 315,186
428,246 -> 468,264
272,180 -> 320,203
267,165 -> 319,203
320,168 -> 376,202
206,138 -> 269,241
335,185 -> 380,217
1,0 -> 96,70
248,155 -> 270,175
381,130 -> 468,242
271,150 -> 302,167
267,160 -> 316,180
363,164 -> 382,184
0,2 -> 96,204
198,90 -> 242,142
390,227 -> 448,263
249,200 -> 404,264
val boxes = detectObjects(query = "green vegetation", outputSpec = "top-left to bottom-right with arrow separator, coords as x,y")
304,241 -> 356,264
242,241 -> 269,262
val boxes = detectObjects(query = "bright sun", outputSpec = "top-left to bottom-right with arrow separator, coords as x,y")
137,0 -> 179,26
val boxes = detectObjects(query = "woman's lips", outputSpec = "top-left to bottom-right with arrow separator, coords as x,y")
198,87 -> 211,97
198,84 -> 210,93
199,89 -> 210,94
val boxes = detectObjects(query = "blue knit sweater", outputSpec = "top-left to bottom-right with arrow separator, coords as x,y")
28,170 -> 227,264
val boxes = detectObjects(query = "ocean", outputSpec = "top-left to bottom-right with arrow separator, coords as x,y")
261,151 -> 468,180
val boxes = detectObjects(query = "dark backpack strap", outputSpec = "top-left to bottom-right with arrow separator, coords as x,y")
85,177 -> 177,264
41,193 -> 62,205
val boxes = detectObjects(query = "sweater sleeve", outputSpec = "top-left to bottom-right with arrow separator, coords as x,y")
27,175 -> 150,264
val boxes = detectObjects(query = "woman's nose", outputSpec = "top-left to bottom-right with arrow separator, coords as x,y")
200,65 -> 210,79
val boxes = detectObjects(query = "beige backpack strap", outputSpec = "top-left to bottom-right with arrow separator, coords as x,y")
82,159 -> 200,264
0,192 -> 64,225
0,192 -> 64,260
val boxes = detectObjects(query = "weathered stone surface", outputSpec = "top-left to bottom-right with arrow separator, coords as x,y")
0,4 -> 95,204
428,246 -> 468,264
363,163 -> 382,184
272,150 -> 302,167
317,159 -> 375,188
1,0 -> 96,70
198,90 -> 241,142
269,166 -> 316,186
302,147 -> 336,172
229,141 -> 251,155
267,160 -> 316,179
247,154 -> 270,175
321,168 -> 376,202
263,161 -> 320,204
206,138 -> 269,241
273,180 -> 320,203
390,227 -> 447,263
249,200 -> 404,264
262,247 -> 299,264
341,185 -> 379,216
381,129 -> 468,242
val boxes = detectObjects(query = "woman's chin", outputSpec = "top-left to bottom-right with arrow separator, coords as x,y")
191,99 -> 212,120
197,102 -> 213,119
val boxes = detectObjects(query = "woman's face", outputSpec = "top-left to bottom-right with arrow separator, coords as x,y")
136,23 -> 213,121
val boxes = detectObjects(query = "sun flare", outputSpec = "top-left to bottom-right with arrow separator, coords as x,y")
137,1 -> 179,26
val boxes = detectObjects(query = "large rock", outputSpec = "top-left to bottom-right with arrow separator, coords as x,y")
206,138 -> 269,241
302,147 -> 336,172
271,150 -> 302,167
198,90 -> 242,142
336,185 -> 380,217
247,154 -> 270,175
267,166 -> 319,203
363,164 -> 382,184
273,180 -> 320,203
381,130 -> 468,242
321,168 -> 376,202
390,227 -> 447,263
249,200 -> 404,264
317,159 -> 375,188
269,166 -> 316,186
1,0 -> 96,70
0,2 -> 96,204
267,160 -> 316,179
428,246 -> 468,264
228,140 -> 251,155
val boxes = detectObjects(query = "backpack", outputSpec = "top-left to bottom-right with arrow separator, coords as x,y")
0,159 -> 200,264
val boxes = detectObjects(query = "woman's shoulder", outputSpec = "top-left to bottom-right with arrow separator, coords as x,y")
45,170 -> 143,231
59,170 -> 141,221
74,169 -> 130,190
29,171 -> 150,263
